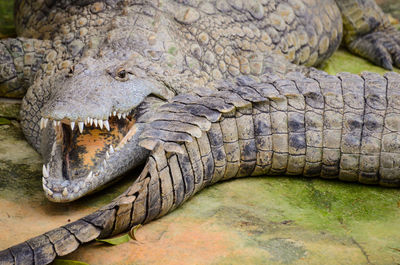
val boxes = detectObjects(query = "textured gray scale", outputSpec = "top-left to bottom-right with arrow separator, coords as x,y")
381,72 -> 400,186
177,146 -> 196,201
359,72 -> 387,184
236,105 -> 257,177
207,122 -> 227,184
144,157 -> 162,223
337,72 -> 364,182
275,78 -> 306,175
220,111 -> 241,180
130,176 -> 149,226
196,132 -> 215,187
251,101 -> 273,176
268,81 -> 289,174
45,227 -> 80,256
10,242 -> 34,265
184,140 -> 204,194
310,70 -> 343,178
167,154 -> 186,210
289,72 -> 324,176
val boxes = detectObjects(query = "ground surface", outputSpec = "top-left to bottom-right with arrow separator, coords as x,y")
1,2 -> 400,265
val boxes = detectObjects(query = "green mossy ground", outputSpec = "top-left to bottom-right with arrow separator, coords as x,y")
0,1 -> 399,264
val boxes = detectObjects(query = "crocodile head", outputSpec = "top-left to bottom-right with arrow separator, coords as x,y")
39,56 -> 173,202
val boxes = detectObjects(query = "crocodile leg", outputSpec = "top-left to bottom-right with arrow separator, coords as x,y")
335,0 -> 400,70
2,69 -> 400,264
0,37 -> 56,98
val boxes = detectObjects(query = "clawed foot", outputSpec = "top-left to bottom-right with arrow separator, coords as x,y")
348,26 -> 400,70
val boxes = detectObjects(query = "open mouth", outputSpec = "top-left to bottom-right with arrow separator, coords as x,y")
40,109 -> 139,202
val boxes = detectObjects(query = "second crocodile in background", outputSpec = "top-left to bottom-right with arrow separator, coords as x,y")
1,0 -> 400,264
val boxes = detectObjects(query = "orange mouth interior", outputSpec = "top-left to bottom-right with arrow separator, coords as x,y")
62,116 -> 136,179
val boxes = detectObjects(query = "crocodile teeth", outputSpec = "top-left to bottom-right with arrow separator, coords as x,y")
122,113 -> 127,119
40,118 -> 48,129
103,160 -> 107,167
109,145 -> 114,154
87,171 -> 93,181
42,164 -> 49,178
117,113 -> 122,119
53,120 -> 57,128
78,122 -> 84,133
106,151 -> 110,159
70,121 -> 75,130
94,119 -> 98,127
43,185 -> 53,196
99,119 -> 103,129
73,185 -> 80,193
62,187 -> 68,196
104,120 -> 110,131
90,118 -> 93,126
57,121 -> 61,126
113,111 -> 117,116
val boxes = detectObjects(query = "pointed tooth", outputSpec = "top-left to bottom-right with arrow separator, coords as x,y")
70,121 -> 75,130
87,171 -> 93,181
53,120 -> 57,128
43,118 -> 48,128
94,119 -> 98,127
117,113 -> 122,119
99,119 -> 103,129
78,122 -> 84,133
44,185 -> 53,196
87,117 -> 90,123
104,120 -> 110,131
40,118 -> 45,130
42,177 -> 47,185
113,111 -> 117,116
42,164 -> 49,178
62,187 -> 68,196
109,145 -> 114,154
73,185 -> 80,193
103,160 -> 107,168
106,151 -> 110,159
57,121 -> 61,126
90,118 -> 93,126
122,113 -> 127,119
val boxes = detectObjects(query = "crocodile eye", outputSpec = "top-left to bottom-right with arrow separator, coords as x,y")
117,69 -> 126,79
114,68 -> 130,81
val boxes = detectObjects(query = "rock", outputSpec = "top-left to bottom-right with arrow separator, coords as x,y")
0,98 -> 21,120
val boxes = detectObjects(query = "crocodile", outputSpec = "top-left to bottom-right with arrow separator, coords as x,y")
1,0 -> 400,264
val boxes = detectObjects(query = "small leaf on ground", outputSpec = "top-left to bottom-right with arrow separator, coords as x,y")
53,259 -> 89,265
0,118 -> 11,125
96,233 -> 131,245
129,224 -> 142,241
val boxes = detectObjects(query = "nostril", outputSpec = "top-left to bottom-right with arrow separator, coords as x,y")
67,66 -> 74,77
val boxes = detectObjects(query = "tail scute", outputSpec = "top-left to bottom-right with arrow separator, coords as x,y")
63,219 -> 101,243
10,242 -> 34,264
82,208 -> 117,238
26,235 -> 56,265
0,248 -> 14,265
45,228 -> 80,256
